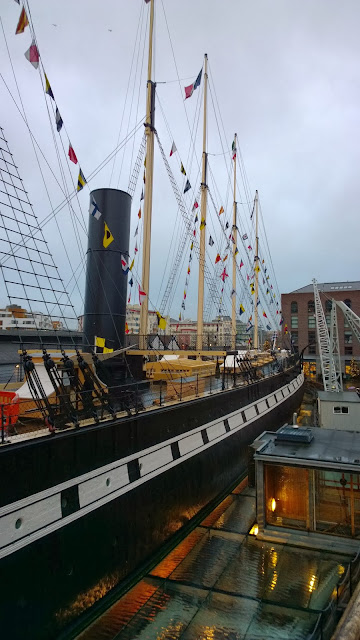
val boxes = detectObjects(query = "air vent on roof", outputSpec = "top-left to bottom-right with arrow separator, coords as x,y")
275,425 -> 314,444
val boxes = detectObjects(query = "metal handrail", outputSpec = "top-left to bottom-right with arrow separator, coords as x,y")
307,547 -> 360,640
0,359 -> 301,444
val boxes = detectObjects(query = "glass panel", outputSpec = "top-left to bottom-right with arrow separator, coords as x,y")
291,316 -> 298,328
291,301 -> 298,313
325,300 -> 332,312
314,471 -> 360,538
265,465 -> 308,530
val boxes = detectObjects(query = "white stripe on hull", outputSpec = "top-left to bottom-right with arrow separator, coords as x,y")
0,373 -> 304,560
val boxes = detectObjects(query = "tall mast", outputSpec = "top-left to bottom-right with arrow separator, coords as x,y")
231,133 -> 237,350
139,0 -> 155,349
253,190 -> 259,349
196,53 -> 208,352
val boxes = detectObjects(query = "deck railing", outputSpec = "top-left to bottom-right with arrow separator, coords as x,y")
0,355 -> 300,445
307,547 -> 360,640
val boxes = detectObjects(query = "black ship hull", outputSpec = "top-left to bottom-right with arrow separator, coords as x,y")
0,366 -> 304,639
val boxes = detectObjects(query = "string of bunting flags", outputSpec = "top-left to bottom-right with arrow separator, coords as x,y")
13,1 -> 151,318
14,3 -> 89,200
16,0 -> 284,337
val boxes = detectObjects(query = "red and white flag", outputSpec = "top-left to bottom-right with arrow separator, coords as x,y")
220,268 -> 228,282
24,41 -> 39,69
184,83 -> 194,100
68,143 -> 78,164
192,200 -> 199,211
169,141 -> 177,157
139,286 -> 146,305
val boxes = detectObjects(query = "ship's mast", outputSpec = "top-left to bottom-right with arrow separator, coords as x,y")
231,133 -> 237,350
253,190 -> 259,350
139,0 -> 155,349
196,53 -> 208,352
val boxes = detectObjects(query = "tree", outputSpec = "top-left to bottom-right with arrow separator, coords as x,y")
349,358 -> 360,378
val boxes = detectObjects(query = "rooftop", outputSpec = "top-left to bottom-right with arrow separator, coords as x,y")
318,391 -> 360,404
254,425 -> 360,469
286,281 -> 360,294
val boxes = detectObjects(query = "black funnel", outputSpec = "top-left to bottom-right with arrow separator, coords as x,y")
83,188 -> 131,353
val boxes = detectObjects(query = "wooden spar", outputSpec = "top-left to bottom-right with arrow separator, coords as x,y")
139,0 -> 155,348
254,189 -> 259,349
196,53 -> 208,352
231,133 -> 237,350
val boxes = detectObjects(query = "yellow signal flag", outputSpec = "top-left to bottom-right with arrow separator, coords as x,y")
103,222 -> 114,248
181,163 -> 186,175
255,265 -> 260,273
15,7 -> 29,34
223,254 -> 228,262
200,218 -> 206,230
95,336 -> 105,348
129,258 -> 134,271
103,347 -> 114,353
77,168 -> 86,192
156,312 -> 167,330
219,206 -> 224,215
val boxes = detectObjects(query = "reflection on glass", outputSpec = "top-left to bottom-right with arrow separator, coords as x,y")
264,464 -> 360,539
265,464 -> 309,530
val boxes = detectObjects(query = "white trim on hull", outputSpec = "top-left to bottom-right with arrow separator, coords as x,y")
0,373 -> 304,560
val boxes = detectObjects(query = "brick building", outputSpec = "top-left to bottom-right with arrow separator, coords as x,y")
281,281 -> 360,379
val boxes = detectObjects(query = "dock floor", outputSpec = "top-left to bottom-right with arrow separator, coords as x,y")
77,481 -> 350,640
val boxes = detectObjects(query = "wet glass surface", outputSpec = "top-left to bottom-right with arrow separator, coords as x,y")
78,481 -> 349,640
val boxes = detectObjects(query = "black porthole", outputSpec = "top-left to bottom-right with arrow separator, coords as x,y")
106,477 -> 111,487
15,518 -> 22,530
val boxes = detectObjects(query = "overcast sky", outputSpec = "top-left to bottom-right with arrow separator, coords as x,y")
1,0 -> 360,326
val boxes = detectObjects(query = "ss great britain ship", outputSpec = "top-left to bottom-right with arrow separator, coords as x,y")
0,1 -> 304,637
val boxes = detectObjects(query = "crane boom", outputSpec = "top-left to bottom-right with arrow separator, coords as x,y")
335,301 -> 360,345
329,302 -> 343,391
312,279 -> 342,392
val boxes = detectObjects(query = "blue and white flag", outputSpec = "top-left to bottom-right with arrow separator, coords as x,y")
194,68 -> 202,90
121,254 -> 129,274
55,107 -> 63,132
89,195 -> 101,220
184,179 -> 191,194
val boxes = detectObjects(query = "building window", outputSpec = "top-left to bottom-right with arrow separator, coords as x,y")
308,300 -> 315,313
344,331 -> 352,344
291,316 -> 298,329
291,331 -> 298,345
308,331 -> 316,354
344,299 -> 352,309
291,301 -> 298,314
325,315 -> 330,328
308,316 -> 316,328
333,407 -> 349,414
325,300 -> 332,312
345,346 -> 353,355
